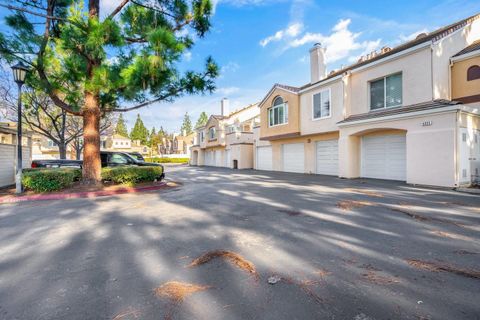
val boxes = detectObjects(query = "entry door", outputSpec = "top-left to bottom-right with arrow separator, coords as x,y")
361,134 -> 406,181
282,143 -> 305,173
316,140 -> 339,175
256,146 -> 272,171
459,128 -> 480,184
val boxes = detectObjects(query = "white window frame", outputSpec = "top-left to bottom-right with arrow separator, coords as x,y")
268,103 -> 288,127
208,127 -> 216,139
369,72 -> 403,111
312,88 -> 332,120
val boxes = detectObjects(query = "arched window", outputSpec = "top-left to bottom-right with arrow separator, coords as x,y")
273,96 -> 284,106
467,65 -> 480,81
268,96 -> 288,126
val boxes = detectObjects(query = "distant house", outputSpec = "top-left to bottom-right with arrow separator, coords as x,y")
0,122 -> 32,187
101,134 -> 151,156
31,134 -> 76,160
190,99 -> 260,169
173,131 -> 195,156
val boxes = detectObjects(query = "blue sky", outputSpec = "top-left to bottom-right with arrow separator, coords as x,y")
121,0 -> 480,133
2,0 -> 480,133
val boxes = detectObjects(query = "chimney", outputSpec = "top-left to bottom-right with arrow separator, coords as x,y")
182,129 -> 186,136
309,43 -> 326,83
221,98 -> 229,116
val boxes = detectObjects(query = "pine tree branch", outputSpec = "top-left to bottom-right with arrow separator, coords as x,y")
108,0 -> 130,19
0,3 -> 69,23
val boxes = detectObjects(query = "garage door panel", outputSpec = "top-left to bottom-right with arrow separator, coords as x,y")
283,143 -> 305,173
257,146 -> 272,171
362,134 -> 406,181
316,140 -> 338,175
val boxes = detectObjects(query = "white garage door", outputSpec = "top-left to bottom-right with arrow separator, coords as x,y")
215,150 -> 223,167
225,149 -> 231,168
316,140 -> 338,175
361,134 -> 406,181
205,151 -> 214,166
283,143 -> 305,173
256,146 -> 272,171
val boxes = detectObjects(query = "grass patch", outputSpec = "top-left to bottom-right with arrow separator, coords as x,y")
406,259 -> 480,279
144,157 -> 189,164
189,250 -> 258,278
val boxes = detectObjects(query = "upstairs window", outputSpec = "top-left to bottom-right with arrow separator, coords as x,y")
208,127 -> 216,139
313,89 -> 331,119
200,131 -> 204,142
467,65 -> 480,81
268,96 -> 288,126
370,73 -> 402,110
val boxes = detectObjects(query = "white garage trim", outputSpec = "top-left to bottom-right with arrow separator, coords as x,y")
225,149 -> 231,168
361,134 -> 406,181
282,143 -> 305,173
315,139 -> 338,175
256,146 -> 273,171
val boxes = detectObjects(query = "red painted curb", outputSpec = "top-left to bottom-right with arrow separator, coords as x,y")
0,182 -> 168,204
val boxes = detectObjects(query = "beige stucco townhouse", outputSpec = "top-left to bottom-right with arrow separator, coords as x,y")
191,98 -> 259,169
254,14 -> 480,188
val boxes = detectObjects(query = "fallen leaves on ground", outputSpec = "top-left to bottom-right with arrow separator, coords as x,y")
391,206 -> 465,227
337,200 -> 373,211
281,276 -> 324,304
314,268 -> 332,278
453,249 -> 478,255
362,271 -> 400,285
112,307 -> 142,320
154,281 -> 211,303
406,259 -> 480,279
345,188 -> 383,197
188,250 -> 258,279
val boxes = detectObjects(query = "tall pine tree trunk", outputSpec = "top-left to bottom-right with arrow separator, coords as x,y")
82,0 -> 102,183
82,91 -> 101,182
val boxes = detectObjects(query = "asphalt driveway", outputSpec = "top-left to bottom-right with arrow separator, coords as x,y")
0,166 -> 479,320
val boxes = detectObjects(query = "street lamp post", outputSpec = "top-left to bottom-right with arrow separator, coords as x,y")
11,61 -> 29,194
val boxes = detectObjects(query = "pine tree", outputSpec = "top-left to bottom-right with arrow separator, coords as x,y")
115,114 -> 129,137
195,112 -> 209,128
180,112 -> 193,135
0,0 -> 218,182
130,114 -> 149,145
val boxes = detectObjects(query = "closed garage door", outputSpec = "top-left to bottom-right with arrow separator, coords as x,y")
256,146 -> 272,171
361,134 -> 406,181
205,151 -> 214,166
316,140 -> 338,175
283,143 -> 305,173
225,149 -> 231,168
215,150 -> 223,167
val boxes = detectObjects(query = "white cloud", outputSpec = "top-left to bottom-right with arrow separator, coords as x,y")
219,61 -> 240,78
216,86 -> 240,96
288,19 -> 381,63
183,51 -> 192,62
260,23 -> 304,47
398,28 -> 430,42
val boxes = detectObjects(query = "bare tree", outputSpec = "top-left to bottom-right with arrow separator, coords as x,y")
0,69 -> 113,159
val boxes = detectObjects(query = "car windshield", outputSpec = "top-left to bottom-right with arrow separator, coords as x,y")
129,153 -> 144,161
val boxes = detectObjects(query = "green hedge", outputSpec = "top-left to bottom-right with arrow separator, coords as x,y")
144,157 -> 189,164
101,166 -> 163,186
22,168 -> 82,192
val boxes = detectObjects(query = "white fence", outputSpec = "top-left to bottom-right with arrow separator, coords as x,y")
0,144 -> 31,188
157,153 -> 190,159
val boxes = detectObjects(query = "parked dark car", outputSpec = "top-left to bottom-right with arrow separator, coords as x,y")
31,151 -> 164,179
128,152 -> 145,162
31,159 -> 83,169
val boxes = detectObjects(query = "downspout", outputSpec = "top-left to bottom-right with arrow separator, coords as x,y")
430,42 -> 435,101
454,109 -> 460,187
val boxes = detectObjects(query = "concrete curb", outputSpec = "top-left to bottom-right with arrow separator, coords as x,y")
0,182 -> 168,204
455,187 -> 480,195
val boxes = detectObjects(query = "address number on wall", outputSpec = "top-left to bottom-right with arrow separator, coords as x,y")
421,121 -> 433,127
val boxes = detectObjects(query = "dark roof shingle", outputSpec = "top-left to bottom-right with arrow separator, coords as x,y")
453,40 -> 480,57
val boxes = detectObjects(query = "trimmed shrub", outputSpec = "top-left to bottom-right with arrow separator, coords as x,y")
22,168 -> 82,192
101,166 -> 163,186
144,157 -> 189,164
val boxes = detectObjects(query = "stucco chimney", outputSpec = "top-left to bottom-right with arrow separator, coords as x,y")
310,43 -> 326,83
221,98 -> 229,116
182,129 -> 186,136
